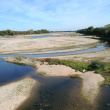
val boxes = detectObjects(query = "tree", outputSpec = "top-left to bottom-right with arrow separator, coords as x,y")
6,29 -> 14,35
27,29 -> 35,34
104,24 -> 110,28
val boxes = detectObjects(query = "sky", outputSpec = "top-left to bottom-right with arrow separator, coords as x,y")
0,0 -> 110,31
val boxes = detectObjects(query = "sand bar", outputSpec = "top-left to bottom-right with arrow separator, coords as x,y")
0,77 -> 36,110
0,34 -> 98,54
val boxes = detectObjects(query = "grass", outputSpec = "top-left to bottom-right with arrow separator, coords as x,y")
37,72 -> 46,76
16,56 -> 22,62
41,58 -> 103,72
4,56 -> 110,84
40,58 -> 110,84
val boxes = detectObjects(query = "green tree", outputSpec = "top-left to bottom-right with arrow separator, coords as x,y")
27,29 -> 35,34
6,29 -> 14,35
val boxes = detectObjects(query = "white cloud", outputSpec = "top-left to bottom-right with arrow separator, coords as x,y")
0,0 -> 110,30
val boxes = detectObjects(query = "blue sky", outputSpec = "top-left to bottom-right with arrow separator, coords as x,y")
0,0 -> 110,31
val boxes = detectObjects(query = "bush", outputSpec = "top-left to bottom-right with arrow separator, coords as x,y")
16,56 -> 22,62
41,58 -> 107,73
45,59 -> 89,72
88,60 -> 105,71
95,69 -> 102,73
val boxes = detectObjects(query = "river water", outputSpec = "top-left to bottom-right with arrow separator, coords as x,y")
0,35 -> 110,110
29,35 -> 54,39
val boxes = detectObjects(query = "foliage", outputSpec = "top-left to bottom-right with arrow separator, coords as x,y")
104,24 -> 110,28
41,58 -> 89,72
88,60 -> 105,71
95,69 -> 102,73
101,71 -> 110,84
41,58 -> 110,84
35,29 -> 50,34
77,24 -> 110,43
0,29 -> 50,36
16,56 -> 22,62
41,58 -> 108,74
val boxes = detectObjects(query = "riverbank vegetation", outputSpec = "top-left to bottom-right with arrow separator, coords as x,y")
3,56 -> 110,84
77,24 -> 110,43
40,58 -> 106,72
40,58 -> 110,84
0,29 -> 50,36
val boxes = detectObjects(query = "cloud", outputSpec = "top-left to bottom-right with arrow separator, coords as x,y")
0,0 -> 110,30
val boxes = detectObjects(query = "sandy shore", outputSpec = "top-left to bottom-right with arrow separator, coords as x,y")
3,56 -> 104,104
0,34 -> 98,54
0,77 -> 36,110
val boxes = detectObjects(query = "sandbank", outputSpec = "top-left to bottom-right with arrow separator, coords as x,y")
0,77 -> 36,110
0,34 -> 98,54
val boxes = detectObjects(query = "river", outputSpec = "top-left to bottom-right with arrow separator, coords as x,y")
0,34 -> 110,110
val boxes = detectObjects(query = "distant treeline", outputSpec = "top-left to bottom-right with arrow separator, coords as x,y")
0,29 -> 50,36
77,24 -> 110,42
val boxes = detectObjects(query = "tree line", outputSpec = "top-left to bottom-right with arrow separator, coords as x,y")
0,29 -> 50,36
77,24 -> 110,42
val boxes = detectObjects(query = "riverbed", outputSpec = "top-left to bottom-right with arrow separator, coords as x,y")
0,33 -> 110,110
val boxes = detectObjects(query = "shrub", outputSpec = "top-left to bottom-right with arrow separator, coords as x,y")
88,60 -> 105,71
16,56 -> 22,62
46,59 -> 89,72
95,69 -> 102,73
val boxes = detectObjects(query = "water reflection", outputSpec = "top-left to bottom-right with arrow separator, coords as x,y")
0,61 -> 35,86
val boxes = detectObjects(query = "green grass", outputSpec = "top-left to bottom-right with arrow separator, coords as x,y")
40,58 -> 110,84
16,56 -> 22,62
41,58 -> 108,72
41,58 -> 88,72
38,72 -> 46,76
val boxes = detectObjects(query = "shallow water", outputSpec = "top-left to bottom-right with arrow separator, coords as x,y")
0,36 -> 15,38
0,34 -> 110,109
29,35 -> 53,39
17,77 -> 95,110
20,42 -> 101,54
0,58 -> 35,86
21,45 -> 109,58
